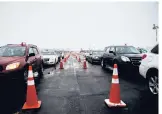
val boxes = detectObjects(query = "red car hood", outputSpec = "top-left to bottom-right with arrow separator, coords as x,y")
0,56 -> 25,65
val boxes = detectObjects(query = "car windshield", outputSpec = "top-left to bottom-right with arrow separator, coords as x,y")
0,46 -> 26,57
116,46 -> 140,54
93,51 -> 104,55
42,52 -> 55,55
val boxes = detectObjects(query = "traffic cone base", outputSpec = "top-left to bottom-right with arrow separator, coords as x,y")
22,101 -> 41,109
104,99 -> 126,107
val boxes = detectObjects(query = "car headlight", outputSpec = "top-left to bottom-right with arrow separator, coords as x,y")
95,56 -> 98,59
121,56 -> 130,62
6,62 -> 20,70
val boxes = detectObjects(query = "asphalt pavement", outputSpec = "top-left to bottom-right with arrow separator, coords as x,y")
0,55 -> 158,114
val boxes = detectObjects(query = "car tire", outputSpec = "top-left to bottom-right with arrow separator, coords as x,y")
101,59 -> 106,69
147,70 -> 158,96
23,68 -> 28,83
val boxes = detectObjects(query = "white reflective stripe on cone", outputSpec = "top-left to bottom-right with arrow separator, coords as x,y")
28,80 -> 35,85
112,78 -> 119,84
113,68 -> 118,75
28,70 -> 33,78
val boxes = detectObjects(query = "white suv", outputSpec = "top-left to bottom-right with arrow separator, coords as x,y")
139,44 -> 158,95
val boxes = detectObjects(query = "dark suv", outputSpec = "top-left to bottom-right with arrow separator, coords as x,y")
101,45 -> 142,74
0,43 -> 43,82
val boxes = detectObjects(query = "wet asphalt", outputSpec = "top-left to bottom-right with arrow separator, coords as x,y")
0,54 -> 158,114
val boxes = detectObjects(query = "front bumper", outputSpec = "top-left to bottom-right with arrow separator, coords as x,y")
118,62 -> 139,73
43,61 -> 55,65
92,58 -> 101,63
0,69 -> 24,80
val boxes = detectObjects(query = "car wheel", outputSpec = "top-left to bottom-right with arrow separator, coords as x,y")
101,59 -> 106,69
91,59 -> 93,64
23,69 -> 28,83
147,71 -> 158,96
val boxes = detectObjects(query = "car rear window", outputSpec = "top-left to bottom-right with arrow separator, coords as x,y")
0,46 -> 26,57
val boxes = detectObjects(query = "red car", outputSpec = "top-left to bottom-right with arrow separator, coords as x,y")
0,42 -> 44,82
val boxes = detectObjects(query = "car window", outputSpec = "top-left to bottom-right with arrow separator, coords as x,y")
53,52 -> 57,55
109,47 -> 115,52
93,51 -> 104,55
33,48 -> 38,55
29,47 -> 34,54
106,47 -> 110,52
116,46 -> 140,54
151,44 -> 158,54
104,47 -> 108,51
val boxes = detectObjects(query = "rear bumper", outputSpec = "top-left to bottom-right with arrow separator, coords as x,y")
139,64 -> 147,78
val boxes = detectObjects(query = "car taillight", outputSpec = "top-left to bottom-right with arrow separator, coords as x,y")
142,54 -> 147,59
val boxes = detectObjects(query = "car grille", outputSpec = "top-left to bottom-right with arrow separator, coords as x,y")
44,58 -> 49,61
0,65 -> 3,72
130,57 -> 142,66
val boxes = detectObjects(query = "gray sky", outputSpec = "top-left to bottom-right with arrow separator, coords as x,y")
0,2 -> 158,50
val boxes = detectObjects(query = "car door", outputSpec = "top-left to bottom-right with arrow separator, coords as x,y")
27,47 -> 37,72
103,47 -> 110,65
108,47 -> 116,67
33,47 -> 41,70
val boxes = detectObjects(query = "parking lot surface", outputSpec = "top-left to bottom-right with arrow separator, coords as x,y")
0,55 -> 158,114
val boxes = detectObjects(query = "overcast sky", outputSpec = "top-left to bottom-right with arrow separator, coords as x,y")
0,2 -> 158,50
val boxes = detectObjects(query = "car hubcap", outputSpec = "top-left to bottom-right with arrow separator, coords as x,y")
149,75 -> 158,95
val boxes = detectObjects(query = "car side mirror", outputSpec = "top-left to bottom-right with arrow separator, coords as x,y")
29,53 -> 35,57
109,51 -> 114,53
109,51 -> 116,55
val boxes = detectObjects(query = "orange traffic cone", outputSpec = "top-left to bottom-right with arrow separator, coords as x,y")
22,66 -> 41,109
78,57 -> 81,62
83,59 -> 87,69
105,64 -> 126,107
60,59 -> 64,69
64,58 -> 66,62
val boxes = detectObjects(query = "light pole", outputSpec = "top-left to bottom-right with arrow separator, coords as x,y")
153,24 -> 159,42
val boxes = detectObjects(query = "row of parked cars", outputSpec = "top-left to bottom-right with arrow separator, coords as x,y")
0,42 -> 65,83
84,44 -> 158,96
